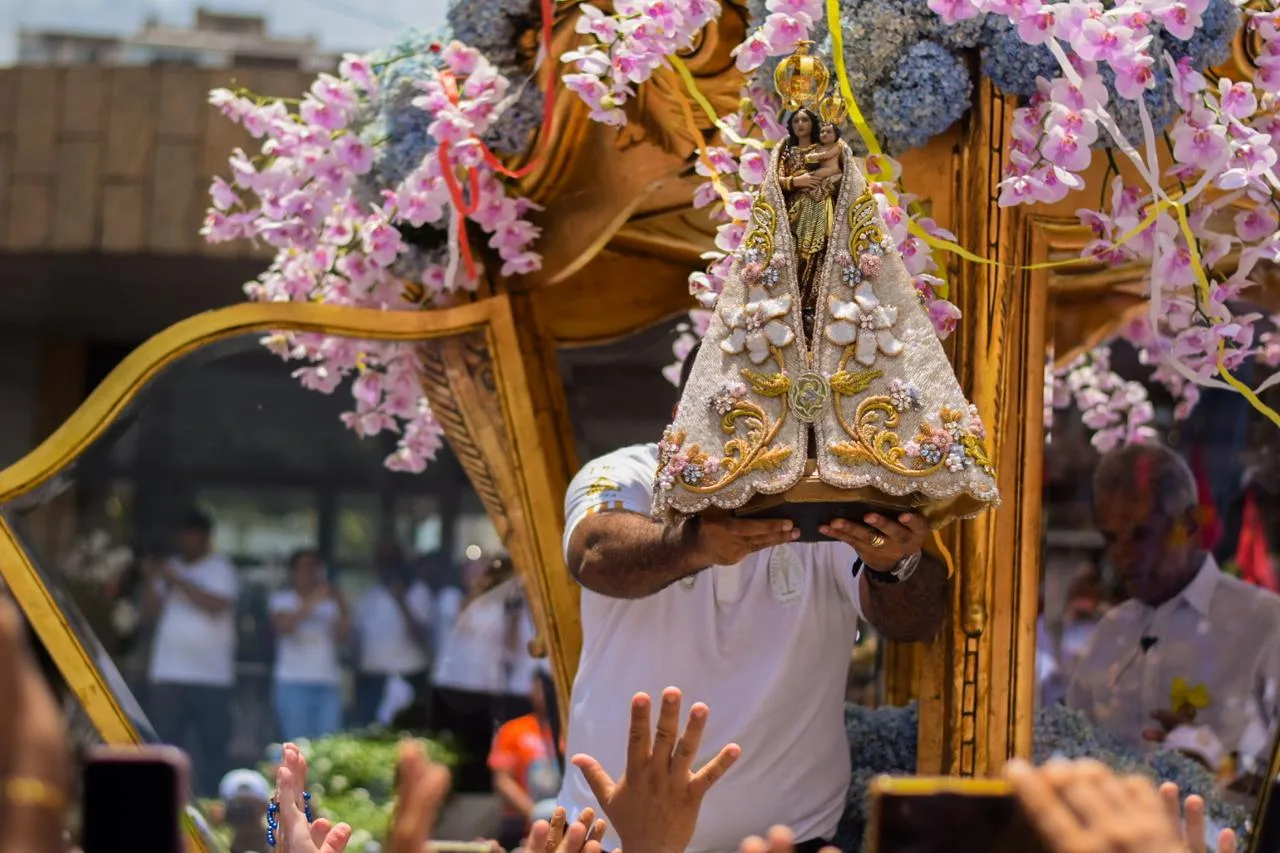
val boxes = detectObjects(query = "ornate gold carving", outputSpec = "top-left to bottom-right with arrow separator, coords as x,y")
848,189 -> 886,258
788,370 -> 830,424
417,334 -> 512,537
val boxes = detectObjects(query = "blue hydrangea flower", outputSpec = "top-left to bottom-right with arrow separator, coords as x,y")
980,19 -> 1060,98
1165,0 -> 1241,70
831,702 -> 1248,853
871,40 -> 971,153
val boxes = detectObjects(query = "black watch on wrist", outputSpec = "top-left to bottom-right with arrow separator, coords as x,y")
854,551 -> 922,584
853,557 -> 900,584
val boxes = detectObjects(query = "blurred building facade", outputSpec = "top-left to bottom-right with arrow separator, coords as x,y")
18,8 -> 336,71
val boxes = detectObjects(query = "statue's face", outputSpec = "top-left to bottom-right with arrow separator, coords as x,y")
820,124 -> 836,144
791,111 -> 812,139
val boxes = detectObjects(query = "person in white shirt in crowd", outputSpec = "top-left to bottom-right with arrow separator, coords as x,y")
1068,441 -> 1280,783
269,548 -> 351,742
431,557 -> 536,793
555,342 -> 947,853
142,508 -> 241,798
352,540 -> 434,728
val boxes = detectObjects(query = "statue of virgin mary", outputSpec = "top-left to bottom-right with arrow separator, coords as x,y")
652,46 -> 1000,536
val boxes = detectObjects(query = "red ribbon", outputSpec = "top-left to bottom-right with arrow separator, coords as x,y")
433,0 -> 555,281
438,141 -> 481,280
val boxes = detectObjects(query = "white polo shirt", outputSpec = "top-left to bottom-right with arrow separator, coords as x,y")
556,444 -> 864,853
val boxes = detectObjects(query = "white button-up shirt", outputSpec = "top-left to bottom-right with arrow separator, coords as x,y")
1067,556 -> 1280,769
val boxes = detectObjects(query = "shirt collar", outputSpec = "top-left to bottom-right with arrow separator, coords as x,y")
1175,554 -> 1220,617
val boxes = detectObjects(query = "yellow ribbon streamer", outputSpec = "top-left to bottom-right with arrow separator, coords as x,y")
1174,203 -> 1280,428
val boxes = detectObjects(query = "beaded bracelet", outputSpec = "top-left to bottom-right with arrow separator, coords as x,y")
266,790 -> 314,847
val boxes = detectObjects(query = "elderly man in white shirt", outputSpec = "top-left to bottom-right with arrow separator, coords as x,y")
1067,441 -> 1280,781
555,343 -> 947,853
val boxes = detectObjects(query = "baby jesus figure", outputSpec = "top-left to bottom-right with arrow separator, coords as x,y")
803,123 -> 845,190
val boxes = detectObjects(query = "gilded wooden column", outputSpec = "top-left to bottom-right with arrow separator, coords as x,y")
416,294 -> 582,707
915,80 -> 1047,776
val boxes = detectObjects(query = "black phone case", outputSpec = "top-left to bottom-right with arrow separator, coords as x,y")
732,500 -> 900,542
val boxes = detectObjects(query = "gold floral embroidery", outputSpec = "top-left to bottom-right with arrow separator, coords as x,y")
827,344 -> 995,477
741,196 -> 777,260
847,189 -> 886,258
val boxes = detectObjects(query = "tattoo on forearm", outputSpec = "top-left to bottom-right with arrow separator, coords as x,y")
568,511 -> 701,600
862,554 -> 948,643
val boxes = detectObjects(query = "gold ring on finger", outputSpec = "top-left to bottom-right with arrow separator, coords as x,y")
3,777 -> 66,811
869,533 -> 887,549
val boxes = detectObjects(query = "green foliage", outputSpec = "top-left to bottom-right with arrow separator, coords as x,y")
258,731 -> 457,848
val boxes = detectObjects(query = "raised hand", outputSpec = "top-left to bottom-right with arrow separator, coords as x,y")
274,748 -> 353,853
0,594 -> 71,853
539,806 -> 608,853
386,739 -> 452,853
1007,758 -> 1184,853
572,688 -> 740,853
276,742 -> 351,851
1157,782 -> 1237,853
527,807 -> 608,853
739,825 -> 840,853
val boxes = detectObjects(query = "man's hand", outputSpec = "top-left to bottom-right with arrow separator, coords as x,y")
572,688 -> 740,853
1158,782 -> 1237,853
1007,758 -> 1185,853
820,512 -> 928,573
1144,710 -> 1195,743
691,511 -> 798,568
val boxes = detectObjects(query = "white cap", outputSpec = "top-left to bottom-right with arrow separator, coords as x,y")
219,769 -> 271,803
1162,725 -> 1225,772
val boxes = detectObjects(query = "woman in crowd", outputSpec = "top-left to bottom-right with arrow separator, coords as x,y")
352,540 -> 434,727
268,548 -> 350,742
430,557 -> 535,792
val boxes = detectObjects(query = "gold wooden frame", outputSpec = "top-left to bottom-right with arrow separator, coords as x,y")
0,297 -> 577,851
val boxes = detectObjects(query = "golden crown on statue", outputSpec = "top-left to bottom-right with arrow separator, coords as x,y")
772,40 -> 829,111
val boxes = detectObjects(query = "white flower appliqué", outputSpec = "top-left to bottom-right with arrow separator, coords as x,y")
825,282 -> 904,366
720,287 -> 795,364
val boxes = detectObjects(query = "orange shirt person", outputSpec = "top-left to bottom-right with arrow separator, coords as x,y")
489,671 -> 562,849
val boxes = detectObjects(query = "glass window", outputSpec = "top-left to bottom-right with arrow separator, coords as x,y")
454,512 -> 502,562
334,492 -> 380,568
194,487 -> 319,569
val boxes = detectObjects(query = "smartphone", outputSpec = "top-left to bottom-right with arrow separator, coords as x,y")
81,745 -> 189,853
867,776 -> 1050,853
